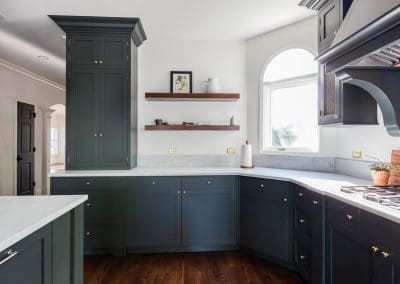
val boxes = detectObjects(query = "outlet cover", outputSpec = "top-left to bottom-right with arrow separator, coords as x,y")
169,147 -> 178,155
352,151 -> 362,159
226,147 -> 236,155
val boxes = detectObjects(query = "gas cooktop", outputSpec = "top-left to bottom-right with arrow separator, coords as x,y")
341,185 -> 400,211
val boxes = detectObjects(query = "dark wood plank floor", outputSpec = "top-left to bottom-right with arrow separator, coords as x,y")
84,251 -> 303,284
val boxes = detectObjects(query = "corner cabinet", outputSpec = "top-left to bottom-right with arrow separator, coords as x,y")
49,16 -> 146,170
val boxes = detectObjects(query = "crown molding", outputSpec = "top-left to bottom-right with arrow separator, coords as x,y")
0,58 -> 65,91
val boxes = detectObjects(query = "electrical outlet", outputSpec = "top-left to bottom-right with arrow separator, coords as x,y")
226,147 -> 236,155
352,151 -> 362,159
168,147 -> 177,155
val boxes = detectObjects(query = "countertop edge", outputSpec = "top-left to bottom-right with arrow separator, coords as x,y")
0,195 -> 87,252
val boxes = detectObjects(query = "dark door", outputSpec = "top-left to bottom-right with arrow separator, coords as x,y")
97,69 -> 129,169
17,102 -> 35,195
66,69 -> 98,169
101,36 -> 129,67
68,35 -> 100,66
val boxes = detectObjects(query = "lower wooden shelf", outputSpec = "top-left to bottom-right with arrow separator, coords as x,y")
145,125 -> 240,131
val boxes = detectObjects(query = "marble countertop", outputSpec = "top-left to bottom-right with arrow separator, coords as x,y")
50,166 -> 400,225
0,195 -> 87,252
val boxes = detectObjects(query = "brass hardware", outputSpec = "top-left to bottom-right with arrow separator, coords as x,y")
86,232 -> 90,236
0,250 -> 18,266
94,133 -> 97,137
313,200 -> 319,205
86,203 -> 91,207
300,255 -> 306,260
260,184 -> 264,188
298,192 -> 303,197
299,219 -> 305,224
346,214 -> 353,220
86,182 -> 90,185
94,60 -> 98,64
177,190 -> 181,194
283,198 -> 288,202
207,181 -> 211,185
152,181 -> 156,185
99,133 -> 103,137
381,251 -> 390,259
183,190 -> 187,194
99,60 -> 103,64
371,246 -> 379,253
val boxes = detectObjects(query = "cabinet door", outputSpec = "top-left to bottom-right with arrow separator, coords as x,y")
97,69 -> 129,169
0,225 -> 51,284
66,69 -> 99,169
319,0 -> 340,53
240,178 -> 292,264
326,223 -> 374,284
127,177 -> 182,251
181,185 -> 237,249
318,64 -> 341,125
68,35 -> 100,66
100,36 -> 129,67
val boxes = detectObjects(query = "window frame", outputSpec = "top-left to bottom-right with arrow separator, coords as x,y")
260,73 -> 319,154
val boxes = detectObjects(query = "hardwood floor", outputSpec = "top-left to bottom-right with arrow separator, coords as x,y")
84,251 -> 303,284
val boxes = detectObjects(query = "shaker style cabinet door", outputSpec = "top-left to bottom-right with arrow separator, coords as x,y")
318,0 -> 340,53
0,226 -> 52,284
68,35 -> 100,66
66,69 -> 99,169
100,36 -> 129,67
97,69 -> 129,169
126,177 -> 182,251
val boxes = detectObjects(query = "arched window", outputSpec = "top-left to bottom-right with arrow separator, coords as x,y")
261,48 -> 318,152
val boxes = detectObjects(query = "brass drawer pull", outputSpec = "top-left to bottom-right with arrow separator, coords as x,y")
86,182 -> 90,185
99,60 -> 103,64
86,203 -> 91,207
300,255 -> 306,260
94,60 -> 98,64
260,184 -> 264,188
371,246 -> 379,253
283,198 -> 288,202
152,181 -> 156,185
299,219 -> 305,224
177,190 -> 181,194
298,192 -> 304,197
381,251 -> 390,259
313,200 -> 319,205
207,181 -> 212,185
0,250 -> 18,265
346,214 -> 353,220
86,232 -> 91,236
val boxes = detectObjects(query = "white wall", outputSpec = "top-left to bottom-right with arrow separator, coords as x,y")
138,38 -> 246,156
245,17 -> 336,156
0,60 -> 64,195
50,112 -> 65,165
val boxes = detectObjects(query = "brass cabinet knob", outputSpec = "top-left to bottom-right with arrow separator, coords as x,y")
86,203 -> 91,207
298,192 -> 304,197
177,190 -> 181,194
371,246 -> 379,253
346,214 -> 353,220
152,181 -> 156,185
313,200 -> 319,205
381,251 -> 390,259
283,198 -> 288,202
86,182 -> 90,185
207,181 -> 211,185
299,219 -> 305,224
94,133 -> 97,137
300,255 -> 306,260
99,133 -> 103,137
94,60 -> 98,64
183,190 -> 187,194
99,60 -> 103,64
86,232 -> 90,236
260,184 -> 264,188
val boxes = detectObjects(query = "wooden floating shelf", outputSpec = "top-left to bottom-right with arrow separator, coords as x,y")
145,125 -> 240,131
145,92 -> 240,101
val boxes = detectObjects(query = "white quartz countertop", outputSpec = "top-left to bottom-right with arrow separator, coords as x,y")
0,195 -> 87,252
50,166 -> 400,225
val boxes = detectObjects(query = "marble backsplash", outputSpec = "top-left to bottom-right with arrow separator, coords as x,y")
137,154 -> 372,180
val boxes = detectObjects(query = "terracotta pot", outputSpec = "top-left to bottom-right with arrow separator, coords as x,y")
371,170 -> 390,186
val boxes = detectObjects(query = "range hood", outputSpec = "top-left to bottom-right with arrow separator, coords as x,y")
313,2 -> 400,136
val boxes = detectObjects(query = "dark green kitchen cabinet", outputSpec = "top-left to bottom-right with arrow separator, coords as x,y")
127,176 -> 238,252
239,177 -> 293,266
127,177 -> 182,251
0,225 -> 52,284
181,176 -> 238,250
50,16 -> 146,170
51,177 -> 126,256
294,185 -> 324,284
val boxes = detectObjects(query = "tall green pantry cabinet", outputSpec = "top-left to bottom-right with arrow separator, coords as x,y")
49,16 -> 146,170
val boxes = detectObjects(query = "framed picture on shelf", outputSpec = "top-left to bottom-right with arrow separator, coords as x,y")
170,71 -> 192,93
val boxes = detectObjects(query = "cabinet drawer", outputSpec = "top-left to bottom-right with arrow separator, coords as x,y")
128,177 -> 181,192
294,207 -> 310,235
84,194 -> 123,222
240,177 -> 290,202
182,176 -> 235,190
51,177 -> 95,194
294,185 -> 323,213
326,197 -> 359,232
84,223 -> 123,253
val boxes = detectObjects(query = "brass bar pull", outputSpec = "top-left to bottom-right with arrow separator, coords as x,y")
0,250 -> 18,265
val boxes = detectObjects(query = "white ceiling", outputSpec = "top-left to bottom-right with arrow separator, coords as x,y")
0,0 -> 314,85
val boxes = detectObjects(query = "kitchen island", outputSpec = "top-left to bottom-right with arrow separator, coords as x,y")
0,195 -> 87,284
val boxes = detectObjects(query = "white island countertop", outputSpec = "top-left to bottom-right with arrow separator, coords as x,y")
50,166 -> 400,225
0,195 -> 87,252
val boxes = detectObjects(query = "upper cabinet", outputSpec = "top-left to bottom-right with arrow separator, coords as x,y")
50,16 -> 146,170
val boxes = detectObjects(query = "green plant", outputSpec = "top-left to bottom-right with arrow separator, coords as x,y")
367,155 -> 390,172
